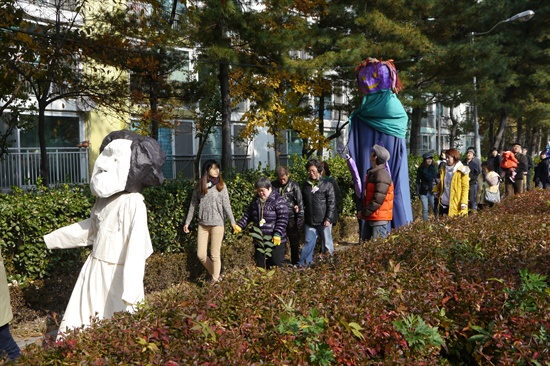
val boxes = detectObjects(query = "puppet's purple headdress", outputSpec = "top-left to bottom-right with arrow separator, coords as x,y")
355,58 -> 403,95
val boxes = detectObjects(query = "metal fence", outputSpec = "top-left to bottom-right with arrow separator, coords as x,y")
0,148 -> 89,191
1,150 -> 251,191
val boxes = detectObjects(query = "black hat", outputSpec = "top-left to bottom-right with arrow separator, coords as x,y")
422,152 -> 433,159
100,130 -> 166,192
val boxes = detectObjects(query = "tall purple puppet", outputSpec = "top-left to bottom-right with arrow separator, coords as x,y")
348,58 -> 413,230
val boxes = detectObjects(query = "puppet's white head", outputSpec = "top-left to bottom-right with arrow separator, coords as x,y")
90,130 -> 166,198
90,139 -> 133,198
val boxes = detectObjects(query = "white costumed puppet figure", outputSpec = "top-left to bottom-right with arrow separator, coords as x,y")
44,130 -> 165,337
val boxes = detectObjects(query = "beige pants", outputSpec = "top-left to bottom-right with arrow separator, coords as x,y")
197,225 -> 224,281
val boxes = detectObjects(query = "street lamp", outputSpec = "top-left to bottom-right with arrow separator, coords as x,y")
471,10 -> 534,157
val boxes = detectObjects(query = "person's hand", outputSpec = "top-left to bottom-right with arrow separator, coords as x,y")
233,224 -> 242,234
323,220 -> 330,227
460,204 -> 467,210
294,205 -> 299,213
273,235 -> 281,246
183,224 -> 190,234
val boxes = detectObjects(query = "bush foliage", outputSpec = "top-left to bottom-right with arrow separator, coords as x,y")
6,187 -> 550,364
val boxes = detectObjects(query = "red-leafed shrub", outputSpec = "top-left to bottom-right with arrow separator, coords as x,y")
9,190 -> 550,365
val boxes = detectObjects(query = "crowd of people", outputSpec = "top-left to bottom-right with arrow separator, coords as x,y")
416,142 -> 550,221
183,144 -> 395,278
4,140 -> 550,358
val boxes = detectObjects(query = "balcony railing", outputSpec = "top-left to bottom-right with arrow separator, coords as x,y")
1,149 -> 251,191
0,147 -> 89,191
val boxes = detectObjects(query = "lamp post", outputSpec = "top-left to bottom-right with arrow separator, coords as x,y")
471,10 -> 534,157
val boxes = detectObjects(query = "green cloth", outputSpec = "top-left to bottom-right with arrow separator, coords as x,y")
349,90 -> 409,138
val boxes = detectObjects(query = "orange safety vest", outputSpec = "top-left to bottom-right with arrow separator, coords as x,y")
364,180 -> 394,221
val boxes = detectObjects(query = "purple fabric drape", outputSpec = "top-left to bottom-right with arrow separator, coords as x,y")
345,154 -> 362,199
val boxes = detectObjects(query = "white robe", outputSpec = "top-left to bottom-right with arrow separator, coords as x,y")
44,192 -> 153,336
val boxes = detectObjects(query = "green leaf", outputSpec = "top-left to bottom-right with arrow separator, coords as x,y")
468,334 -> 489,342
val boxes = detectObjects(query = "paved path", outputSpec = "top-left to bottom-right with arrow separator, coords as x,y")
15,330 -> 57,350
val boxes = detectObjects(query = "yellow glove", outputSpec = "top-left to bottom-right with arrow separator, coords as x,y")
233,224 -> 242,234
273,235 -> 281,246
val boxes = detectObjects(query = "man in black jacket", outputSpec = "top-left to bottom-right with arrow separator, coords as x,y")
505,143 -> 529,196
534,151 -> 550,189
272,166 -> 304,265
299,159 -> 336,266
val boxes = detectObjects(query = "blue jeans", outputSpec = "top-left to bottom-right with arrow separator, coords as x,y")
469,183 -> 478,210
0,324 -> 20,361
420,193 -> 435,221
299,224 -> 333,266
363,222 -> 388,240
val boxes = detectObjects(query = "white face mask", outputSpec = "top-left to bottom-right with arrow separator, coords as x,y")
90,139 -> 132,198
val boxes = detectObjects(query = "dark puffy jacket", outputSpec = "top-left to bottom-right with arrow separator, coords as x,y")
237,191 -> 289,244
302,179 -> 336,226
416,164 -> 437,195
271,179 -> 304,222
362,164 -> 394,221
463,159 -> 480,185
534,157 -> 550,186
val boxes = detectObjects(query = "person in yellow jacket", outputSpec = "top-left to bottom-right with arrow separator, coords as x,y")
433,148 -> 470,217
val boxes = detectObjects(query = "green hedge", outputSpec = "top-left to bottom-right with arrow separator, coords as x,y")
0,184 -> 94,279
13,189 -> 550,365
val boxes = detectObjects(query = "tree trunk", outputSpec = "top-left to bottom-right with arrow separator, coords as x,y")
409,106 -> 422,155
488,117 -> 494,148
493,108 -> 507,151
528,126 -> 537,155
150,82 -> 159,141
219,61 -> 232,173
449,105 -> 459,148
38,102 -> 49,187
302,137 -> 309,158
194,135 -> 207,180
273,130 -> 280,167
317,92 -> 325,158
516,116 -> 523,146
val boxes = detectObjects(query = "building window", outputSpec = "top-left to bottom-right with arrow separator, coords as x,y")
202,126 -> 222,162
19,116 -> 80,148
422,135 -> 431,152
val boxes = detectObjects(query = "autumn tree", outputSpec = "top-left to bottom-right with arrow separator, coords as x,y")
0,0 -> 33,159
183,0 -> 249,172
4,0 -> 130,185
232,66 -> 321,165
89,0 -> 190,141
